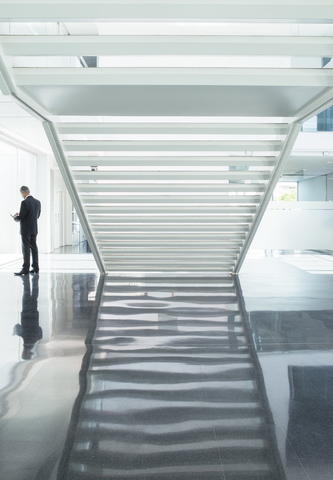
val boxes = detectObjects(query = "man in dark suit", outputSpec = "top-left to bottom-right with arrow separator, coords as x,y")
11,186 -> 41,276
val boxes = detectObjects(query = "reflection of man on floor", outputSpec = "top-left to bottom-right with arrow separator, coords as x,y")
13,275 -> 42,360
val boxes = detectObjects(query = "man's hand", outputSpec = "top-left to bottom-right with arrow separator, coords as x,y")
10,213 -> 19,218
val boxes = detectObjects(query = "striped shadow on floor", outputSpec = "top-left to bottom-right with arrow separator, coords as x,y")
57,274 -> 285,480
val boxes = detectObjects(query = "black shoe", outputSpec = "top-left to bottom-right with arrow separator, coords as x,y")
29,270 -> 39,274
14,270 -> 29,276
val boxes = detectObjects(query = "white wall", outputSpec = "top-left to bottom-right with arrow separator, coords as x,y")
1,143 -> 37,254
251,201 -> 333,250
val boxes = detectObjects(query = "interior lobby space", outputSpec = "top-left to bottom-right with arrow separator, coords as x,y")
1,2 -> 333,479
0,250 -> 332,480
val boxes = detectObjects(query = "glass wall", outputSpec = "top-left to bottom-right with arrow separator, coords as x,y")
302,106 -> 333,132
272,182 -> 297,201
298,173 -> 333,201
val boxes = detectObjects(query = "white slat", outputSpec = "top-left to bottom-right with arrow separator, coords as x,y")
68,156 -> 277,167
4,35 -> 333,57
63,140 -> 281,152
84,206 -> 257,214
73,171 -> 271,181
77,184 -> 267,193
80,195 -> 262,205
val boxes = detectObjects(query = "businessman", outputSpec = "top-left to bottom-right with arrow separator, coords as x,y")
11,186 -> 41,276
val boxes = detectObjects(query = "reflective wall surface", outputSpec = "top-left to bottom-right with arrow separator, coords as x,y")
0,254 -> 333,480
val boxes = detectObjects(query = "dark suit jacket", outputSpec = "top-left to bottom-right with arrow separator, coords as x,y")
14,195 -> 41,236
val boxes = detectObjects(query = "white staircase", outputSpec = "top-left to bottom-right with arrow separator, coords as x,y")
59,120 -> 286,273
0,1 -> 333,274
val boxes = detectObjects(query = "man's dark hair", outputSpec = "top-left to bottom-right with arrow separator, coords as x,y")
20,186 -> 30,194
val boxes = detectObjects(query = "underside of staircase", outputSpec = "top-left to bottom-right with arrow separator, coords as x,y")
0,1 -> 333,274
61,121 -> 290,273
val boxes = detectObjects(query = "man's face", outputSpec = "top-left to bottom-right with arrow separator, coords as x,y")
20,191 -> 28,199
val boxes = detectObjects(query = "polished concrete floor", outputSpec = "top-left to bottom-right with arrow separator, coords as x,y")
0,252 -> 332,480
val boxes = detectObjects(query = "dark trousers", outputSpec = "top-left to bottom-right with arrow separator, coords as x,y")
21,234 -> 39,272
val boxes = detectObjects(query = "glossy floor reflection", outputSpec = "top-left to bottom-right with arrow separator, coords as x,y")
241,255 -> 333,480
59,275 -> 283,480
0,253 -> 332,480
0,266 -> 99,480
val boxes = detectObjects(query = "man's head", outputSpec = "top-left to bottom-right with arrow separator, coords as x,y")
20,186 -> 30,199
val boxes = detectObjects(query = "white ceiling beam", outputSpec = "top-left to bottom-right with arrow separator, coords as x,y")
69,157 -> 276,167
101,254 -> 236,262
100,251 -> 240,260
1,1 -> 333,23
63,140 -> 281,151
3,35 -> 333,57
13,67 -> 333,87
58,123 -> 289,135
98,241 -> 243,247
98,246 -> 244,253
100,248 -> 240,255
102,260 -> 237,268
80,195 -> 262,204
77,183 -> 266,192
95,234 -> 246,241
85,206 -> 257,214
88,216 -> 252,223
102,263 -> 234,271
72,171 -> 270,180
91,224 -> 248,232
